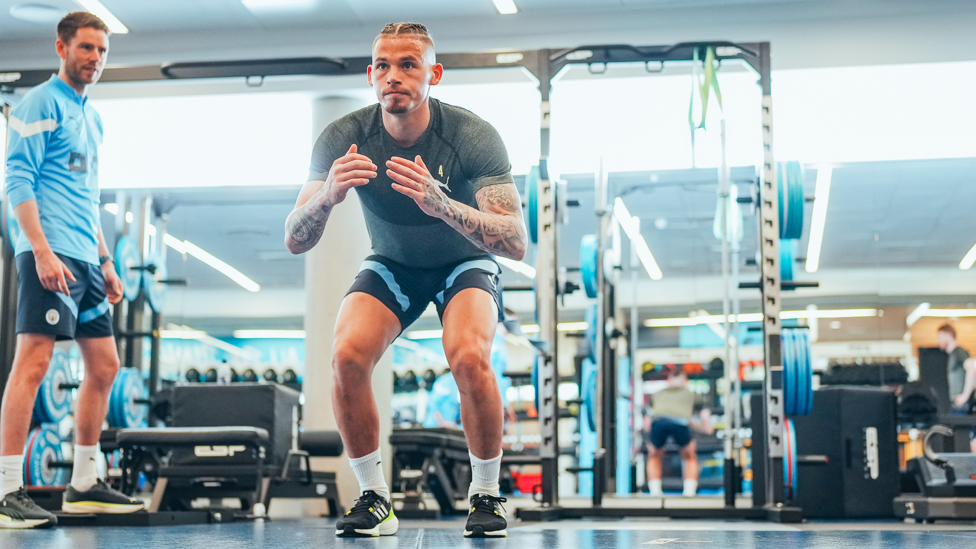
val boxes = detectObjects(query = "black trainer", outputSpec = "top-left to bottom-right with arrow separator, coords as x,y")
464,494 -> 507,538
62,479 -> 145,514
0,487 -> 57,529
335,490 -> 398,537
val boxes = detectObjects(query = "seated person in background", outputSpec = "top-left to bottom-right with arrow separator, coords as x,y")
423,324 -> 513,429
644,365 -> 713,497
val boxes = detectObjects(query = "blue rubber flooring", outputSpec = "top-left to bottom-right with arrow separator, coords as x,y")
3,519 -> 976,548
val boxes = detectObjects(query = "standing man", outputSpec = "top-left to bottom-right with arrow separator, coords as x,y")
285,22 -> 525,538
1,12 -> 144,529
644,365 -> 713,497
938,324 -> 976,452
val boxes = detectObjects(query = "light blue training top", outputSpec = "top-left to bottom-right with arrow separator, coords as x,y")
5,74 -> 103,264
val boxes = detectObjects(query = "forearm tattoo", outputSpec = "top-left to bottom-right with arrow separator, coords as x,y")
285,198 -> 332,254
428,183 -> 527,259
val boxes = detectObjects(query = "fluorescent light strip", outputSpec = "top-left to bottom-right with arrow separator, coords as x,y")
496,256 -> 536,278
922,309 -> 976,318
960,241 -> 976,270
644,308 -> 877,328
407,322 -> 586,339
492,0 -> 518,15
614,198 -> 663,280
906,303 -> 931,327
233,330 -> 306,339
161,324 -> 255,359
805,167 -> 832,273
181,241 -> 261,292
104,203 -> 119,215
242,0 -> 314,10
73,0 -> 128,34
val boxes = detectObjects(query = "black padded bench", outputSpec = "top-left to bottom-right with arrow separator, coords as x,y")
116,426 -> 344,517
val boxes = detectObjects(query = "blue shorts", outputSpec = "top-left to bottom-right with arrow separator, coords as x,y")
347,254 -> 502,332
649,418 -> 692,449
15,252 -> 113,340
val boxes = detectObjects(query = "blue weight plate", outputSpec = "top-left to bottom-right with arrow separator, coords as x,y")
782,330 -> 795,416
109,368 -> 148,428
531,356 -> 540,412
526,166 -> 539,244
143,250 -> 168,312
583,359 -> 597,433
585,304 -> 599,361
799,331 -> 813,415
114,235 -> 142,301
23,426 -> 67,487
580,234 -> 598,299
780,239 -> 794,282
33,348 -> 75,425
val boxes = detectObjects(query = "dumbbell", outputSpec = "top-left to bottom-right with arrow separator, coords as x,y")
263,369 -> 279,383
422,369 -> 437,388
229,368 -> 241,383
205,368 -> 218,383
242,369 -> 258,383
186,368 -> 201,383
282,369 -> 299,384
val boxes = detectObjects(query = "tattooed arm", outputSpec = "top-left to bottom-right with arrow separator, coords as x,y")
386,155 -> 527,260
284,144 -> 377,254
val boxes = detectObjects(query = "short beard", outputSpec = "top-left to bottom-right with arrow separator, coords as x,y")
383,96 -> 409,114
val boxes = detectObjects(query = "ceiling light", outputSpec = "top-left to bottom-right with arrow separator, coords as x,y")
521,324 -> 540,333
496,256 -> 536,278
9,4 -> 67,25
805,167 -> 832,273
906,303 -> 930,327
644,308 -> 877,328
922,309 -> 976,318
233,330 -> 306,339
73,0 -> 128,34
614,197 -> 663,280
960,241 -> 976,270
492,0 -> 518,15
103,203 -> 118,215
162,324 -> 256,358
181,241 -> 261,292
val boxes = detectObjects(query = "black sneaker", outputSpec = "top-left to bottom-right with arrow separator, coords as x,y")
62,479 -> 145,514
0,487 -> 57,529
464,494 -> 507,538
335,490 -> 398,537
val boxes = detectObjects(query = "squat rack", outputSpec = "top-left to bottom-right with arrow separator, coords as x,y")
1,41 -> 791,520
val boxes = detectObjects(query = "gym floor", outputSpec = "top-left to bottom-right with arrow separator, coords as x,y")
4,516 -> 976,549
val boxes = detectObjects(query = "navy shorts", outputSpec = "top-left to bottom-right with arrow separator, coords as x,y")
347,254 -> 502,332
649,418 -> 692,449
16,252 -> 113,341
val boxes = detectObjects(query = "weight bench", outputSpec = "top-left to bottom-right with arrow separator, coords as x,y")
390,427 -> 533,518
115,426 -> 344,519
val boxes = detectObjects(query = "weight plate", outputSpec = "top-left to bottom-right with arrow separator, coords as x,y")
583,359 -> 597,433
782,330 -> 795,416
114,235 -> 142,301
32,348 -> 75,425
798,331 -> 813,415
778,161 -> 805,240
780,239 -> 794,282
585,304 -> 599,361
109,368 -> 148,428
526,166 -> 539,244
23,426 -> 67,487
782,418 -> 797,500
580,234 -> 598,299
143,250 -> 168,312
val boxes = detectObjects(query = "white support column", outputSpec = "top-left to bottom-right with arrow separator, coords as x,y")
302,95 -> 388,515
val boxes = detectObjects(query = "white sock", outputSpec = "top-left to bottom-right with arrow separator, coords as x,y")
468,451 -> 502,499
1,454 -> 25,498
349,449 -> 389,502
683,478 -> 698,497
649,479 -> 663,496
70,444 -> 99,492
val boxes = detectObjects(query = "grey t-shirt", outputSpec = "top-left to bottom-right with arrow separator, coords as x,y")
308,98 -> 514,268
948,346 -> 970,402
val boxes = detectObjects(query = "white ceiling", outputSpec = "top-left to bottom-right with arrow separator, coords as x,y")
0,0 -> 974,71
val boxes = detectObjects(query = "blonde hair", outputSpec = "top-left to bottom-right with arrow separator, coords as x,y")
373,22 -> 435,62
